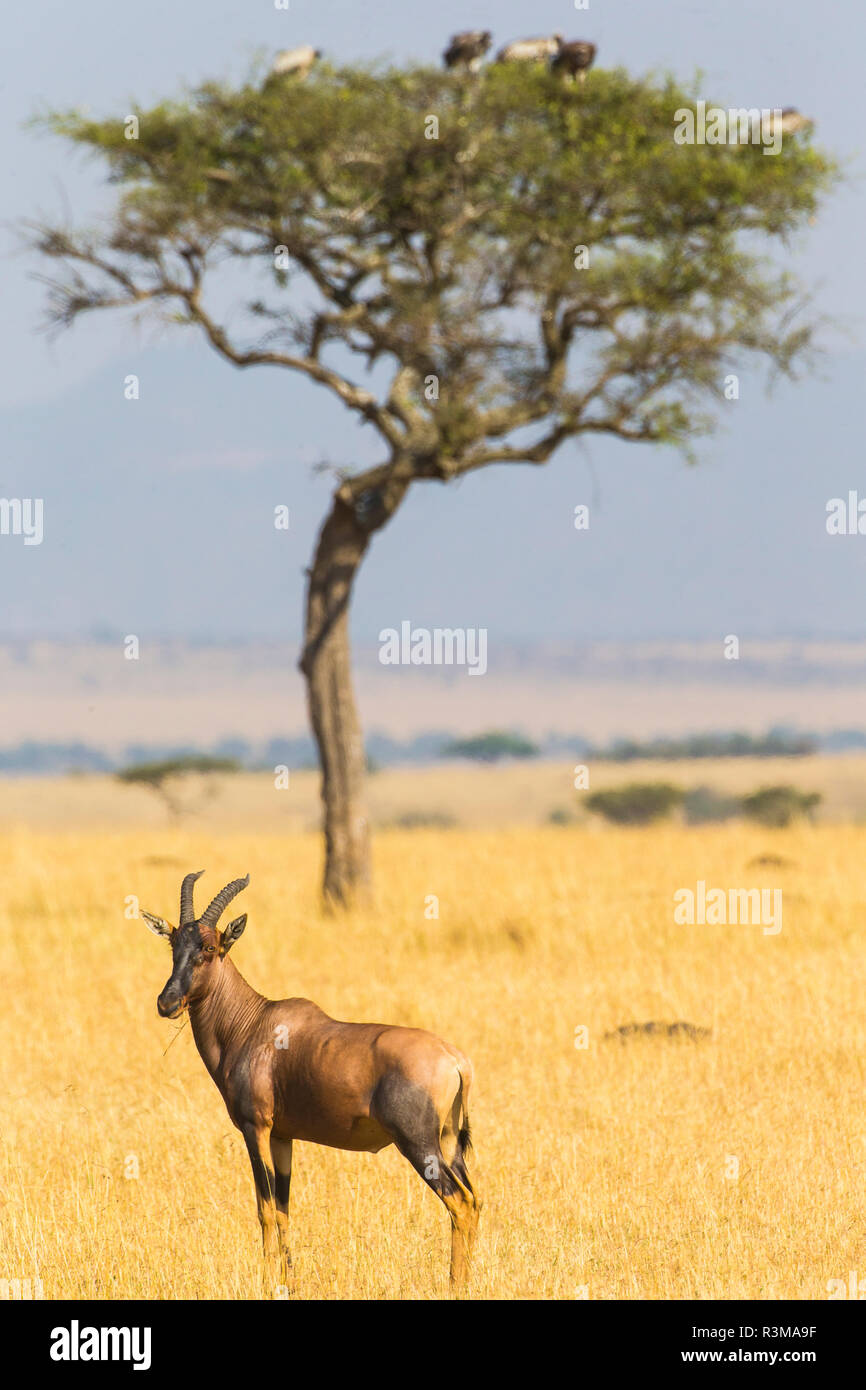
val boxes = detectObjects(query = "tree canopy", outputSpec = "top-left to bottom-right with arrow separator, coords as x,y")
28,56 -> 837,901
116,754 -> 240,820
441,730 -> 540,762
32,60 -> 834,511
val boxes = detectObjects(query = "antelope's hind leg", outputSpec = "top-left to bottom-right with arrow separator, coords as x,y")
241,1124 -> 281,1297
440,1094 -> 481,1287
400,1136 -> 480,1290
377,1075 -> 481,1291
270,1136 -> 296,1294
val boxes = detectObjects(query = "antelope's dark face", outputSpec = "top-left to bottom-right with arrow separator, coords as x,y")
141,870 -> 249,1020
154,920 -> 224,1017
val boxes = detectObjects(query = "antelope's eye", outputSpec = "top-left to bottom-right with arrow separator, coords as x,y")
203,945 -> 216,956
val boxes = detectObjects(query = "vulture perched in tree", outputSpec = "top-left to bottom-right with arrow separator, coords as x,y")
550,39 -> 597,85
774,107 -> 813,135
747,107 -> 814,144
496,35 -> 563,64
442,31 -> 493,72
268,45 -> 321,82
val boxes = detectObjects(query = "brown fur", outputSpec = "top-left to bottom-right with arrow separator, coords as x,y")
146,877 -> 481,1293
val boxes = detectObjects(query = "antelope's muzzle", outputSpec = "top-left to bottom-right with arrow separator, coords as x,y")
157,986 -> 188,1019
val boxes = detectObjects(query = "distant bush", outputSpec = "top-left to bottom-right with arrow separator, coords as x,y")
116,755 -> 241,820
440,730 -> 540,762
388,810 -> 458,829
740,785 -> 821,828
547,807 -> 578,826
586,782 -> 684,826
682,785 -> 742,825
117,754 -> 240,785
590,731 -> 815,761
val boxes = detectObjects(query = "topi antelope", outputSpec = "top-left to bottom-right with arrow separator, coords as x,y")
142,871 -> 481,1291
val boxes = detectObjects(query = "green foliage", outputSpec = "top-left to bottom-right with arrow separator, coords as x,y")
387,809 -> 458,829
116,755 -> 240,787
682,785 -> 742,824
29,60 -> 836,477
441,730 -> 540,762
740,784 -> 821,828
586,781 -> 685,825
116,754 -> 241,822
594,730 -> 815,761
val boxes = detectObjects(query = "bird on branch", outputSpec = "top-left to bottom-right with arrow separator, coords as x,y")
442,31 -> 493,73
266,45 -> 322,85
550,39 -> 597,85
772,107 -> 814,135
495,35 -> 563,65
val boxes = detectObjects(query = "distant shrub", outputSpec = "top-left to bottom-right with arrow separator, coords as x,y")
116,754 -> 240,785
547,807 -> 577,826
389,810 -> 458,829
591,730 -> 815,761
116,754 -> 240,820
604,1021 -> 711,1043
440,730 -> 539,762
585,782 -> 684,826
740,785 -> 821,828
682,785 -> 741,825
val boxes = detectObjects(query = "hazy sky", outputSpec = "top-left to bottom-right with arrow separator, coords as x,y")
3,0 -> 864,646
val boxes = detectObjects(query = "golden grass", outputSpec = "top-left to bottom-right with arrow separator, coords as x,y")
1,819 -> 864,1300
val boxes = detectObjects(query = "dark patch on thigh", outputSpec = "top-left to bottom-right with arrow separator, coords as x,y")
372,1075 -> 463,1198
371,1074 -> 441,1149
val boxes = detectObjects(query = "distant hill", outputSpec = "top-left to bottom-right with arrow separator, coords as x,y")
4,638 -> 866,760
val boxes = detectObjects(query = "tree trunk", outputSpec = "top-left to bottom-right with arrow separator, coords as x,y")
299,494 -> 373,907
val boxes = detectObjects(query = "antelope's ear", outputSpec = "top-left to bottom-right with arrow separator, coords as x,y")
220,913 -> 247,955
141,911 -> 174,940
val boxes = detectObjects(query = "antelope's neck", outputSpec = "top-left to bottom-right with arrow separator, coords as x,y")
189,958 -> 266,1079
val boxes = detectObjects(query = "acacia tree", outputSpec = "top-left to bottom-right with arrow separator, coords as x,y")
116,754 -> 240,821
29,59 -> 833,904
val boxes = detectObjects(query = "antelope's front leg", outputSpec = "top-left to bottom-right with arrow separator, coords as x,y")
241,1124 -> 281,1296
270,1136 -> 296,1294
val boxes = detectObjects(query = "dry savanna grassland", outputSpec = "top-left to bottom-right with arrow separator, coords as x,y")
0,762 -> 864,1300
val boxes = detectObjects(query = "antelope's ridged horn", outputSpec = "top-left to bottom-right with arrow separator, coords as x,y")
199,874 -> 250,929
180,870 -> 205,926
